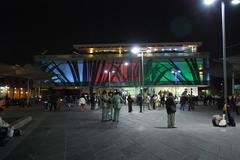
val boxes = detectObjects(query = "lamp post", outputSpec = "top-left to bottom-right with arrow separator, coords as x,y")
104,70 -> 115,88
124,62 -> 129,81
131,47 -> 145,94
171,70 -> 181,96
203,0 -> 240,104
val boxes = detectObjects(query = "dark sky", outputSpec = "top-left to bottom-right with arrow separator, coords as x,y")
0,0 -> 240,65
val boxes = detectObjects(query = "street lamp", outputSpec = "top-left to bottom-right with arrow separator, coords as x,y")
171,70 -> 181,96
104,70 -> 115,88
203,0 -> 240,105
131,47 -> 145,94
124,62 -> 129,80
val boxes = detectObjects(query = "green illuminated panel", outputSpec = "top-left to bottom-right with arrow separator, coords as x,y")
144,58 -> 206,85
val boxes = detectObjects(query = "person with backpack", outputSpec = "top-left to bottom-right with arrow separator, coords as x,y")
165,92 -> 176,128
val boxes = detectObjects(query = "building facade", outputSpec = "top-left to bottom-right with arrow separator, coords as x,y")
35,42 -> 210,96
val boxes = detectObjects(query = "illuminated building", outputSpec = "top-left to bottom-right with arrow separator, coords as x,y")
35,42 -> 210,96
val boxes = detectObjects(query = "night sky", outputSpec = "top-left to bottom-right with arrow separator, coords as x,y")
0,0 -> 239,65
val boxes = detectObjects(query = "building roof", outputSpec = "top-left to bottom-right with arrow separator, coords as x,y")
73,42 -> 202,48
73,42 -> 202,54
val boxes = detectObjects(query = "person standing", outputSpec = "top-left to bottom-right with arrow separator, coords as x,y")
90,93 -> 96,110
165,92 -> 176,128
127,94 -> 134,112
112,91 -> 123,122
160,95 -> 165,108
79,95 -> 86,110
107,92 -> 113,120
49,89 -> 57,112
236,96 -> 240,115
100,90 -> 109,121
65,95 -> 71,111
188,95 -> 194,111
152,93 -> 157,110
224,96 -> 236,127
146,94 -> 151,110
136,93 -> 143,113
180,95 -> 187,111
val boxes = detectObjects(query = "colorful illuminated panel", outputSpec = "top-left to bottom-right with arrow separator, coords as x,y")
144,58 -> 207,85
40,58 -> 208,86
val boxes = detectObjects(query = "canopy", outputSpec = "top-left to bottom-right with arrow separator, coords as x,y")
15,64 -> 53,80
0,64 -> 52,80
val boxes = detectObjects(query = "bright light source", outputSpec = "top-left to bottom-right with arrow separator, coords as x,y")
203,0 -> 216,5
146,49 -> 151,53
178,70 -> 181,73
171,71 -> 175,74
124,62 -> 129,66
131,47 -> 140,54
89,48 -> 94,53
104,70 -> 108,73
231,0 -> 240,5
112,70 -> 115,73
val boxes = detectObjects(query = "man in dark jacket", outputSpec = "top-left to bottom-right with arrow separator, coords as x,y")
136,93 -> 143,113
165,93 -> 176,128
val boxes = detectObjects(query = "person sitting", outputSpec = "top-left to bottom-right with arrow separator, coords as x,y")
0,116 -> 23,146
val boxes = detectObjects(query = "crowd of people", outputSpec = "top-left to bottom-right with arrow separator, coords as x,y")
39,88 -> 240,124
1,88 -> 239,146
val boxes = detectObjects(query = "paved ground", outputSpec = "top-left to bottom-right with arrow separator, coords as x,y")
1,104 -> 240,160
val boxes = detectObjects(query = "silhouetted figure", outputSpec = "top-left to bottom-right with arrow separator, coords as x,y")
188,95 -> 194,111
165,92 -> 176,128
127,94 -> 134,112
90,94 -> 97,110
112,92 -> 124,122
136,93 -> 143,113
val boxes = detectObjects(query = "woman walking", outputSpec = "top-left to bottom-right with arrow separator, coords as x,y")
165,92 -> 176,128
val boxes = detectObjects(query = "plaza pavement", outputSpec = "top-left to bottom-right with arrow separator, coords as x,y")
1,104 -> 240,160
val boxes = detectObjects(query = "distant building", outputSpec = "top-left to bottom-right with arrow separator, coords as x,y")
35,42 -> 210,96
0,76 -> 30,99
